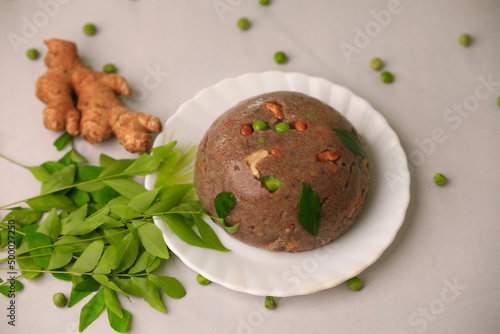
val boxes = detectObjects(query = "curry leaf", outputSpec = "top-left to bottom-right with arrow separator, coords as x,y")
53,132 -> 72,151
103,286 -> 123,319
193,214 -> 229,252
161,214 -> 208,249
71,240 -> 104,273
136,223 -> 169,259
47,246 -> 73,270
37,207 -> 60,243
152,276 -> 186,299
297,183 -> 321,236
214,192 -> 235,218
332,128 -> 367,157
130,277 -> 166,313
42,164 -> 76,194
27,194 -> 75,211
1,207 -> 42,226
79,288 -> 106,332
102,178 -> 146,199
25,232 -> 53,268
107,308 -> 131,333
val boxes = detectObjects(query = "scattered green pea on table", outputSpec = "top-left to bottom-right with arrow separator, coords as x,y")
26,48 -> 39,60
347,277 -> 363,291
259,0 -> 271,5
459,33 -> 471,47
83,23 -> 97,36
369,57 -> 383,71
53,292 -> 67,307
103,63 -> 117,73
380,71 -> 394,83
433,173 -> 447,186
265,296 -> 276,309
274,51 -> 287,64
197,274 -> 211,285
237,18 -> 250,31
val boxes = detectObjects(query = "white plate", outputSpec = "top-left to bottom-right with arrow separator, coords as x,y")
145,71 -> 410,297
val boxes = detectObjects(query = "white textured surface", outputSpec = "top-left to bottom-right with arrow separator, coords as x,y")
0,1 -> 499,334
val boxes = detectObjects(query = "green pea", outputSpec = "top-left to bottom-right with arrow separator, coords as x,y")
347,277 -> 363,291
265,296 -> 276,309
380,71 -> 394,83
275,122 -> 290,133
53,292 -> 67,307
459,33 -> 471,47
83,23 -> 97,36
256,138 -> 265,145
274,51 -> 287,64
253,120 -> 268,131
237,18 -> 250,31
497,95 -> 500,106
26,48 -> 39,60
103,63 -> 117,73
369,57 -> 383,71
197,274 -> 211,285
433,173 -> 447,186
260,0 -> 271,5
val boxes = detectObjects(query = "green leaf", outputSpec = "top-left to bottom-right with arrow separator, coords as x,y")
61,220 -> 104,236
73,277 -> 100,292
25,232 -> 53,268
136,223 -> 169,259
130,277 -> 166,313
107,308 -> 131,333
37,207 -> 60,243
16,241 -> 41,279
79,288 -> 106,332
42,161 -> 66,174
27,166 -> 51,182
155,143 -> 196,187
93,240 -> 127,275
128,186 -> 162,213
128,251 -> 156,274
214,192 -> 235,218
114,278 -> 141,297
68,277 -> 99,308
0,279 -> 24,297
103,286 -> 123,319
93,275 -> 129,300
114,233 -> 139,273
70,149 -> 87,164
27,194 -> 75,211
153,276 -> 186,299
54,236 -> 91,252
102,228 -> 125,244
332,128 -> 367,157
51,269 -> 72,281
71,240 -> 104,273
259,175 -> 283,193
1,208 -> 42,226
122,143 -> 175,176
215,217 -> 239,233
99,154 -> 116,168
53,132 -> 72,151
162,214 -> 208,249
297,182 -> 321,237
193,214 -> 229,252
41,164 -> 76,194
98,159 -> 135,178
47,246 -> 73,270
64,203 -> 89,223
145,184 -> 193,215
102,179 -> 146,199
77,165 -> 105,182
90,186 -> 120,204
171,200 -> 204,216
109,204 -> 141,220
76,180 -> 106,192
68,188 -> 91,207
146,257 -> 161,273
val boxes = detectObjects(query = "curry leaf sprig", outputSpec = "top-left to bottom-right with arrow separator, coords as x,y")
0,134 -> 229,332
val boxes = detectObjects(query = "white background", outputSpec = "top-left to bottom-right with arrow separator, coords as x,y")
0,1 -> 499,333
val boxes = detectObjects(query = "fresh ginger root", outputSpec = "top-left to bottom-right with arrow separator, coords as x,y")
36,38 -> 162,153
